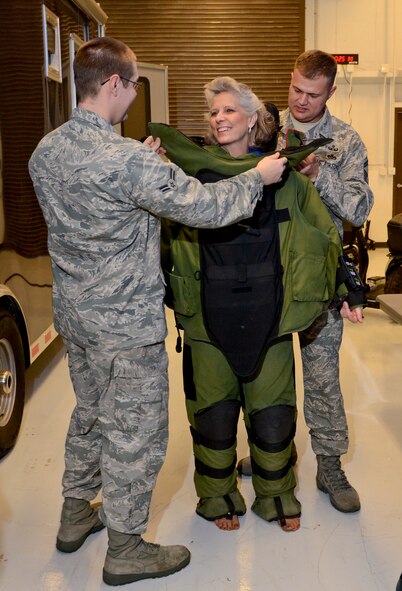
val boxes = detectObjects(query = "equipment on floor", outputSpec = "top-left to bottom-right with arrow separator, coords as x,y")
342,220 -> 373,286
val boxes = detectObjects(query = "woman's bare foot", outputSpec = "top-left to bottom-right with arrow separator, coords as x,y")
278,516 -> 300,532
214,514 -> 240,531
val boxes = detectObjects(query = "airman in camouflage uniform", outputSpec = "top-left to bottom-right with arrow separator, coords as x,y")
280,50 -> 374,513
28,37 -> 286,586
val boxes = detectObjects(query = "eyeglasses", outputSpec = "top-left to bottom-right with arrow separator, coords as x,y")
100,76 -> 143,91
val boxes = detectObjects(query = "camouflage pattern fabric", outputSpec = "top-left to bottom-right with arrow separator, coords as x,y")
62,341 -> 169,534
279,108 -> 374,238
280,107 -> 374,456
299,309 -> 348,456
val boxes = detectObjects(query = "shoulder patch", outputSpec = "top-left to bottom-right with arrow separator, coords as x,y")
159,168 -> 177,193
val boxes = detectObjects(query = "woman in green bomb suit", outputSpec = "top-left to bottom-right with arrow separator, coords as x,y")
161,76 -> 342,532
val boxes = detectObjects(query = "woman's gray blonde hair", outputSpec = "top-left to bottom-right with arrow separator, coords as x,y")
203,76 -> 275,149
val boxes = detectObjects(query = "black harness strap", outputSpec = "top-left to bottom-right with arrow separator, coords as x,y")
195,457 -> 237,479
251,457 -> 293,481
190,426 -> 236,451
247,423 -> 296,453
275,208 -> 291,223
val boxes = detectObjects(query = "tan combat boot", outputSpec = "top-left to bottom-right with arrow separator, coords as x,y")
103,528 -> 191,586
56,497 -> 105,552
316,455 -> 360,513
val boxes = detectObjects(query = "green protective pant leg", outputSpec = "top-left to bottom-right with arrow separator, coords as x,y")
242,335 -> 300,517
183,336 -> 241,500
183,333 -> 298,513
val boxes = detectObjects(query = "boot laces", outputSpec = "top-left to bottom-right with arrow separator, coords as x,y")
137,539 -> 161,557
322,457 -> 352,492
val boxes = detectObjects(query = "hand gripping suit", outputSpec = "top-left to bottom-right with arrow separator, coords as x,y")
157,123 -> 343,523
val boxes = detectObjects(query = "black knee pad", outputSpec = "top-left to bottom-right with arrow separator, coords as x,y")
249,404 -> 296,453
192,399 -> 241,450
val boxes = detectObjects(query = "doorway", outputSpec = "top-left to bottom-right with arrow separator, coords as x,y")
393,108 -> 402,214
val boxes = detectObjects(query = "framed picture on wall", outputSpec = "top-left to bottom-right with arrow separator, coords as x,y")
42,5 -> 62,83
69,33 -> 84,110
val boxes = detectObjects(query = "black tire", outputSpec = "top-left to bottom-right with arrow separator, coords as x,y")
0,309 -> 25,458
384,265 -> 402,294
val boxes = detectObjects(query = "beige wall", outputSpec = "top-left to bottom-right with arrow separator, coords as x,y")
305,0 -> 402,242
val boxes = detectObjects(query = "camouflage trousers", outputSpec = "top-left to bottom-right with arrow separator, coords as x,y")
62,340 -> 169,534
299,308 -> 348,457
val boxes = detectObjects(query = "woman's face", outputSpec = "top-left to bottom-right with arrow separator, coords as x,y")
209,91 -> 256,157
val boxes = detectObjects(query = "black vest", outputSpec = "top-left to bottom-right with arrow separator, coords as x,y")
197,169 -> 286,378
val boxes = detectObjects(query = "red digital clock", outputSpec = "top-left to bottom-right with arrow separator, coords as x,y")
332,53 -> 359,65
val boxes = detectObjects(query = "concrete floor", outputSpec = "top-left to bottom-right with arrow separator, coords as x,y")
0,248 -> 401,591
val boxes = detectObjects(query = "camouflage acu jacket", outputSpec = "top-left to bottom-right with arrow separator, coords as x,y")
280,108 -> 374,237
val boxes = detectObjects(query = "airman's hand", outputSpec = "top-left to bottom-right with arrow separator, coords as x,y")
143,135 -> 167,156
256,152 -> 287,185
340,301 -> 364,323
296,153 -> 320,182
